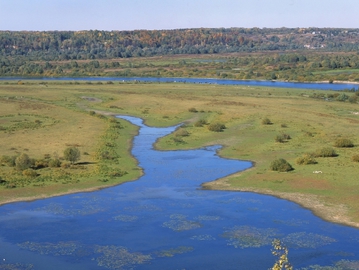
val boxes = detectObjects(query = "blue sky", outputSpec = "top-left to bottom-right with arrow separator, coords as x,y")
0,0 -> 357,31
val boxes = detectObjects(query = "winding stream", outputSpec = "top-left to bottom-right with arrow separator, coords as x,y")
0,116 -> 359,269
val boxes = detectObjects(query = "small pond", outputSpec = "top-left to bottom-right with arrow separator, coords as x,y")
0,116 -> 359,270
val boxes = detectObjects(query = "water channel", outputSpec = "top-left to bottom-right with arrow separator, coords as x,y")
1,76 -> 359,90
0,115 -> 359,270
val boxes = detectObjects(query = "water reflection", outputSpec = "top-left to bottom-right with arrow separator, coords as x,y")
0,116 -> 358,269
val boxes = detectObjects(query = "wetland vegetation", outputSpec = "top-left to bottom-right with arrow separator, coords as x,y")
1,80 -> 359,229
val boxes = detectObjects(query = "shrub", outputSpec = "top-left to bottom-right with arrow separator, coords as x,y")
336,93 -> 349,102
188,107 -> 198,113
109,170 -> 128,177
171,137 -> 184,143
0,155 -> 17,167
313,147 -> 337,157
275,133 -> 291,143
15,153 -> 32,171
22,168 -> 38,178
296,154 -> 317,165
194,119 -> 207,127
334,138 -> 354,148
351,154 -> 359,162
270,158 -> 293,172
208,123 -> 226,132
174,128 -> 189,137
35,159 -> 49,169
89,111 -> 96,116
48,158 -> 61,168
63,147 -> 81,164
262,117 -> 272,125
281,123 -> 287,128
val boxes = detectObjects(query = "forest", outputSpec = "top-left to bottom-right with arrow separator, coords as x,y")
1,27 -> 359,81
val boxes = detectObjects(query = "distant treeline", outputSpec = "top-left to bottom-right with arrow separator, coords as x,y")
1,27 -> 359,61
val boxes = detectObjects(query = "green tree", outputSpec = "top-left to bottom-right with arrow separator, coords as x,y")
64,147 -> 81,164
15,153 -> 32,171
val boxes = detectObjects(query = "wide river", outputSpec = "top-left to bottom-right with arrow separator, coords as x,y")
0,115 -> 359,270
1,76 -> 359,90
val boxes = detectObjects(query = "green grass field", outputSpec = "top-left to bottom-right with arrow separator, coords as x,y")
1,80 -> 359,227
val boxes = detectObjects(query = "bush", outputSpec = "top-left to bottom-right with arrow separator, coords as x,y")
15,153 -> 32,171
35,159 -> 49,169
313,147 -> 337,157
63,147 -> 81,164
174,128 -> 189,137
208,123 -> 226,132
334,138 -> 354,148
188,107 -> 198,113
262,118 -> 272,125
194,119 -> 207,127
275,133 -> 291,143
22,168 -> 38,178
0,155 -> 17,167
48,158 -> 61,168
351,154 -> 359,162
296,154 -> 317,165
270,158 -> 293,172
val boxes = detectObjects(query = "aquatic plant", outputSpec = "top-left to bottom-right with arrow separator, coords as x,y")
283,232 -> 336,248
154,246 -> 194,257
162,214 -> 202,232
95,245 -> 152,270
222,225 -> 277,249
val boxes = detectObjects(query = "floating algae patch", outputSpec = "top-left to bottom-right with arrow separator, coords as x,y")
124,205 -> 162,212
222,226 -> 277,249
300,260 -> 359,270
283,232 -> 336,249
0,263 -> 34,270
162,214 -> 202,232
35,202 -> 104,216
154,246 -> 194,258
94,245 -> 152,270
18,241 -> 81,256
190,234 -> 216,241
196,215 -> 221,221
273,218 -> 310,227
113,215 -> 138,222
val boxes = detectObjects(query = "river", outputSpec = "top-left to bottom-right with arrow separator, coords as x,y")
0,115 -> 358,269
1,76 -> 359,90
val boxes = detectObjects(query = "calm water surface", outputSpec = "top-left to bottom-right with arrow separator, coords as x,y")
0,116 -> 359,270
1,76 -> 358,90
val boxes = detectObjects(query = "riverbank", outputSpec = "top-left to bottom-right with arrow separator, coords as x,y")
1,82 -> 359,230
202,176 -> 359,229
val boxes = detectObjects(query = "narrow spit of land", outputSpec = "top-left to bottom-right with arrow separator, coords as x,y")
1,81 -> 359,229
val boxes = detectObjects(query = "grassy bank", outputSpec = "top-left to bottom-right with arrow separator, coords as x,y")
1,80 -> 359,228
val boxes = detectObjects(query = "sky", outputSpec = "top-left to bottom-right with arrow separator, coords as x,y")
0,0 -> 357,31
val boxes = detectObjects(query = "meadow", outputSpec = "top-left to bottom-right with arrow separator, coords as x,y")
1,80 -> 359,227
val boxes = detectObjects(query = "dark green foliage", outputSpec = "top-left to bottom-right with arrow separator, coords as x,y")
194,119 -> 207,127
22,168 -> 38,178
262,118 -> 272,125
313,147 -> 337,157
334,138 -> 354,148
48,158 -> 61,168
171,137 -> 184,143
109,170 -> 128,177
15,153 -> 32,171
188,107 -> 198,113
63,147 -> 81,164
270,158 -> 293,172
35,159 -> 49,169
208,122 -> 226,132
275,133 -> 291,143
336,93 -> 349,102
174,128 -> 189,137
296,154 -> 317,165
0,155 -> 17,167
